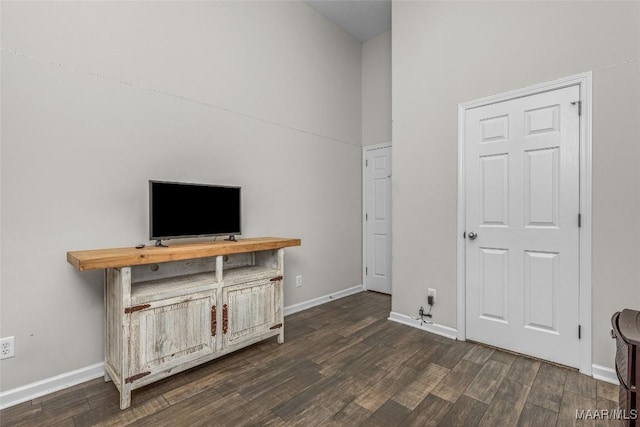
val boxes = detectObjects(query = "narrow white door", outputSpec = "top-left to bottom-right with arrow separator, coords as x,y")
465,85 -> 581,367
365,145 -> 392,294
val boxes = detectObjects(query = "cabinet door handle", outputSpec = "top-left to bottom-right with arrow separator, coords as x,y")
270,276 -> 283,282
222,304 -> 228,334
211,305 -> 217,336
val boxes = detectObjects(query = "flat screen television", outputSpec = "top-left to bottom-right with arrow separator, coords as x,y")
149,180 -> 241,244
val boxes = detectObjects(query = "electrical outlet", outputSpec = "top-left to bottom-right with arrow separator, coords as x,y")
0,336 -> 15,360
427,288 -> 436,305
296,275 -> 303,287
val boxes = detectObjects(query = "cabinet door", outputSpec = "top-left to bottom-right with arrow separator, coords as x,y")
222,278 -> 282,348
128,292 -> 216,379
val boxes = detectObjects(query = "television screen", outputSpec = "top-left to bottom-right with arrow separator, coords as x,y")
149,180 -> 241,241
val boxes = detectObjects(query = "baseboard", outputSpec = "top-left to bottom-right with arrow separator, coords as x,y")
0,362 -> 104,410
388,311 -> 458,340
592,364 -> 619,385
284,284 -> 365,316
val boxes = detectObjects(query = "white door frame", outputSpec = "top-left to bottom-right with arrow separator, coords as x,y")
363,142 -> 392,292
456,72 -> 593,375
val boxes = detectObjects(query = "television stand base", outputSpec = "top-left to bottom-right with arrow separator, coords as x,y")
224,235 -> 238,242
154,240 -> 168,247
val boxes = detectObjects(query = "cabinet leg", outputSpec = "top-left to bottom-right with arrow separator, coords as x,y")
120,386 -> 132,410
277,326 -> 284,344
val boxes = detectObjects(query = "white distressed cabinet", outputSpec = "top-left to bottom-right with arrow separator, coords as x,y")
68,237 -> 300,409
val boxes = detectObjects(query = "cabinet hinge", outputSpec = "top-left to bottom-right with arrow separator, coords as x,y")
270,275 -> 283,282
366,267 -> 368,275
125,371 -> 151,384
463,231 -> 466,239
571,100 -> 582,116
578,214 -> 582,228
366,213 -> 368,221
365,159 -> 368,167
270,323 -> 283,330
124,304 -> 150,314
578,324 -> 582,339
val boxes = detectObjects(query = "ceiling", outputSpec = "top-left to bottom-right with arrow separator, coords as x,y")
304,0 -> 391,43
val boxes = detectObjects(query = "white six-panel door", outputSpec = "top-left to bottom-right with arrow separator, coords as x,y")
465,85 -> 581,368
365,145 -> 392,294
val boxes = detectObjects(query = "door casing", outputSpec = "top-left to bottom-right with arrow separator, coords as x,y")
456,72 -> 592,375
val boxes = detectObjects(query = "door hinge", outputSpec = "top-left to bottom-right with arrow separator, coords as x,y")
571,100 -> 582,116
366,267 -> 368,275
124,304 -> 151,314
365,159 -> 368,167
463,231 -> 466,239
125,371 -> 151,384
578,213 -> 582,228
366,213 -> 368,221
578,324 -> 582,339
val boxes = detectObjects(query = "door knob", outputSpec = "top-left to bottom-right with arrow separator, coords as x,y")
468,232 -> 478,240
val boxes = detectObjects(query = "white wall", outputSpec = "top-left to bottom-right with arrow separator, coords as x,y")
362,30 -> 391,146
392,1 -> 640,370
0,1 -> 362,392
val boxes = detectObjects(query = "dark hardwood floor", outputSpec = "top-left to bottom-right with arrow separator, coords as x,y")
0,291 -> 620,426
